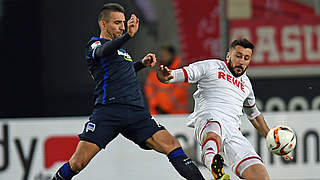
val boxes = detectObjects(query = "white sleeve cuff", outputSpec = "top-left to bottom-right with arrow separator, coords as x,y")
167,69 -> 187,83
243,105 -> 261,120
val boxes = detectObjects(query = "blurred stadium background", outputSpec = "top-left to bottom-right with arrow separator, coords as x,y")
0,0 -> 319,179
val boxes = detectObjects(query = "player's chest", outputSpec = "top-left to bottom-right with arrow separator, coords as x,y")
116,49 -> 133,62
104,49 -> 133,64
102,49 -> 133,68
207,70 -> 250,98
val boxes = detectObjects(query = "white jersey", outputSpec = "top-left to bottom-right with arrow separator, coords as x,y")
179,59 -> 260,128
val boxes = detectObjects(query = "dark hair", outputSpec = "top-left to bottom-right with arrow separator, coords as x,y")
229,38 -> 254,52
161,44 -> 176,55
98,3 -> 125,22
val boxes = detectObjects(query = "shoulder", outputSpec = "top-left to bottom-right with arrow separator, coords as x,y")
87,37 -> 107,48
89,41 -> 102,50
190,59 -> 223,70
241,73 -> 250,82
191,58 -> 221,65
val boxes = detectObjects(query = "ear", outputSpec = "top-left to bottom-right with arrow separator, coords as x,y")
99,20 -> 106,28
226,52 -> 230,61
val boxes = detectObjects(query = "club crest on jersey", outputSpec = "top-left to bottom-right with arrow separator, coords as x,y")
117,50 -> 132,61
218,71 -> 245,92
91,41 -> 101,50
86,122 -> 96,132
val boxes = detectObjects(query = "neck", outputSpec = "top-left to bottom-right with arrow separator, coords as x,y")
100,32 -> 112,40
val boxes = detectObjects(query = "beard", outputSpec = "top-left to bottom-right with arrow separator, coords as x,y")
106,29 -> 123,40
112,32 -> 123,39
228,60 -> 247,77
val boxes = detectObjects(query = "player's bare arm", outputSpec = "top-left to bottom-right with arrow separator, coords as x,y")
157,65 -> 173,83
250,115 -> 293,160
127,14 -> 139,37
250,114 -> 269,137
142,53 -> 157,67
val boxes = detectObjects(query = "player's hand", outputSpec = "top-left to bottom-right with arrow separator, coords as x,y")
157,65 -> 173,83
282,154 -> 293,161
142,53 -> 157,67
127,14 -> 139,37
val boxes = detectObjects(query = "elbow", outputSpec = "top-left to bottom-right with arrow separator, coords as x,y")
95,47 -> 112,59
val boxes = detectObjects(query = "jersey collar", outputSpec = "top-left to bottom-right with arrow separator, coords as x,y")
91,37 -> 109,41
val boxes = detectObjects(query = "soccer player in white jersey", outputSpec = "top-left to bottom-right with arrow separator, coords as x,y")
157,39 -> 293,180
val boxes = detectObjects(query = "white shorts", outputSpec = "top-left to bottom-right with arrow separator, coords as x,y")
194,113 -> 263,178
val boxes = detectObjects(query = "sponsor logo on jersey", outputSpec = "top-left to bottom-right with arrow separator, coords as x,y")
117,50 -> 132,61
91,41 -> 101,49
218,71 -> 245,92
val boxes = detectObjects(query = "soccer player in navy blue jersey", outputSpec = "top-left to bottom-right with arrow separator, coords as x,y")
52,3 -> 204,180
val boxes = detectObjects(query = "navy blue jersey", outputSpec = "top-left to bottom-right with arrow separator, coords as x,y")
85,33 -> 146,108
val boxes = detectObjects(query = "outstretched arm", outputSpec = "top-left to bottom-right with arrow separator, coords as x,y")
157,65 -> 188,83
250,114 -> 269,137
157,60 -> 209,84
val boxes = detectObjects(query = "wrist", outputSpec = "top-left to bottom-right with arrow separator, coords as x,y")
134,61 -> 145,72
137,61 -> 145,66
127,32 -> 135,37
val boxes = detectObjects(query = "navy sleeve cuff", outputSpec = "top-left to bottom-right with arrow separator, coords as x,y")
134,61 -> 145,72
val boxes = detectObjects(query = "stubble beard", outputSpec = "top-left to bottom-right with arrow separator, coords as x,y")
228,60 -> 247,77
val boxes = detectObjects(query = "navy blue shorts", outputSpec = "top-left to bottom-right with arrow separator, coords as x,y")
79,104 -> 165,150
